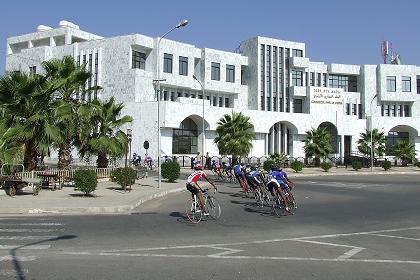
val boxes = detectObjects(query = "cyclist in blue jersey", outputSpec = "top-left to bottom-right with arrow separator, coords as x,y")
233,163 -> 250,193
244,165 -> 261,191
266,165 -> 295,212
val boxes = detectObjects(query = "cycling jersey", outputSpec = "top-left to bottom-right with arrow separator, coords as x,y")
187,170 -> 207,183
233,164 -> 242,175
270,170 -> 287,181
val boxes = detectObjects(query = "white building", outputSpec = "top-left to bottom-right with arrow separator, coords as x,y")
5,21 -> 420,161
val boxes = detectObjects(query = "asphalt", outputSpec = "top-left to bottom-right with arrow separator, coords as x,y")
0,166 -> 418,215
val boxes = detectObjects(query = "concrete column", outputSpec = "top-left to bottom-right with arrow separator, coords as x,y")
285,128 -> 289,155
265,133 -> 269,155
28,41 -> 33,48
50,37 -> 55,47
340,134 -> 345,164
270,128 -> 275,155
282,124 -> 287,155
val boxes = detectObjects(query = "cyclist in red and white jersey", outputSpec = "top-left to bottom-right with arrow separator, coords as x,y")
186,164 -> 218,213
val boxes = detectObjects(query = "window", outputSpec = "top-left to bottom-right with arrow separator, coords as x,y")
402,76 -> 411,92
211,62 -> 220,80
293,99 -> 303,113
219,97 -> 223,107
163,53 -> 173,73
329,75 -> 349,91
358,104 -> 362,119
163,90 -> 168,101
397,105 -> 402,116
317,73 -> 321,87
386,76 -> 396,92
384,104 -> 390,116
404,105 -> 410,117
226,64 -> 235,82
322,73 -> 327,87
213,96 -> 217,107
391,104 -> 396,116
179,56 -> 188,76
417,77 -> 420,94
292,49 -> 303,57
225,98 -> 230,108
170,92 -> 175,101
291,70 -> 303,86
346,103 -> 350,115
352,104 -> 357,115
29,66 -> 36,74
172,118 -> 198,154
132,50 -> 146,69
310,72 -> 315,86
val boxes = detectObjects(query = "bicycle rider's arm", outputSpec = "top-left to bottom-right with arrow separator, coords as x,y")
204,173 -> 218,191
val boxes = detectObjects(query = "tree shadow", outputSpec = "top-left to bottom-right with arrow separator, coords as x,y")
10,234 -> 78,280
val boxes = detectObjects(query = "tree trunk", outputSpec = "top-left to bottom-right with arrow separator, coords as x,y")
23,141 -> 38,171
96,153 -> 108,168
314,157 -> 321,167
58,144 -> 73,169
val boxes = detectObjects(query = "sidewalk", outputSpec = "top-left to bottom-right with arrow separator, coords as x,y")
0,166 -> 418,215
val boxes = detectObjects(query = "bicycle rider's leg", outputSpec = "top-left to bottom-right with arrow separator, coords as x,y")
277,185 -> 291,212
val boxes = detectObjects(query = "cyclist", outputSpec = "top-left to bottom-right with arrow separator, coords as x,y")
244,165 -> 262,191
221,162 -> 234,180
144,154 -> 153,170
211,160 -> 223,179
186,164 -> 218,214
233,162 -> 250,193
132,153 -> 142,166
267,165 -> 293,212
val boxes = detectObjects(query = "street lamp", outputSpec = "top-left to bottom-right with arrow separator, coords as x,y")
193,75 -> 205,164
370,94 -> 378,172
155,20 -> 189,188
127,128 -> 132,167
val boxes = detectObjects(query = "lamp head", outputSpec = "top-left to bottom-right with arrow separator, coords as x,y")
176,19 -> 188,28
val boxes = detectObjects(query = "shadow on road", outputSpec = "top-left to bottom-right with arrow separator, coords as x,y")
10,234 -> 77,280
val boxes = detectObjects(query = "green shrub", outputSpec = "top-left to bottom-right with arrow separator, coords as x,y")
161,161 -> 180,182
381,160 -> 392,171
290,161 -> 304,173
320,162 -> 333,172
352,161 -> 362,171
414,161 -> 420,168
111,167 -> 137,190
74,169 -> 97,195
263,160 -> 275,172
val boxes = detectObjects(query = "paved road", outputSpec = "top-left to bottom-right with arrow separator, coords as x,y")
0,175 -> 419,279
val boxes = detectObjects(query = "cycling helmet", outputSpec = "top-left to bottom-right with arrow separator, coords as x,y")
194,164 -> 203,171
271,164 -> 282,171
245,167 -> 251,174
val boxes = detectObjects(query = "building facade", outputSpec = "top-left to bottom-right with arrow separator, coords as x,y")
5,21 -> 420,160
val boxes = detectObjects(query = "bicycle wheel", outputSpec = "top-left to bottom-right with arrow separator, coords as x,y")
207,196 -> 221,219
185,198 -> 203,223
272,194 -> 287,216
254,189 -> 263,207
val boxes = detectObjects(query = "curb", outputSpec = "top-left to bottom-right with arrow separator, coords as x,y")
0,186 -> 186,216
289,170 -> 420,178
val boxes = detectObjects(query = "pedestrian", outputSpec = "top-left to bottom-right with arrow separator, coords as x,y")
190,156 -> 195,169
205,152 -> 211,170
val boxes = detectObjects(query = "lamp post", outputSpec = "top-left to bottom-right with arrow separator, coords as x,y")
193,75 -> 205,163
370,94 -> 378,172
127,128 -> 132,167
155,20 -> 189,188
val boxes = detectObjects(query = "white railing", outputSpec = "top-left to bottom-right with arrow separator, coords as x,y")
14,167 -> 117,180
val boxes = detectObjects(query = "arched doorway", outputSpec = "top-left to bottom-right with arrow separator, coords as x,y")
387,125 -> 418,146
172,117 -> 198,154
318,122 -> 338,153
267,121 -> 298,155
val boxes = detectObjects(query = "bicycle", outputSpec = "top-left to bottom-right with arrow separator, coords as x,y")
271,187 -> 296,216
185,188 -> 221,223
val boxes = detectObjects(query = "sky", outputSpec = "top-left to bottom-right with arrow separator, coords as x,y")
1,0 -> 419,74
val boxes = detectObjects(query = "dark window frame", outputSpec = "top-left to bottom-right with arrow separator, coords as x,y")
211,62 -> 220,81
163,53 -> 173,73
132,50 -> 146,70
226,64 -> 235,83
179,56 -> 188,76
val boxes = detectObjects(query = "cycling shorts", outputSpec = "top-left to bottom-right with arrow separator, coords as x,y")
267,178 -> 289,192
186,182 -> 200,195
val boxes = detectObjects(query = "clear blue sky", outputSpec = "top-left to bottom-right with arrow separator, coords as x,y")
1,0 -> 419,74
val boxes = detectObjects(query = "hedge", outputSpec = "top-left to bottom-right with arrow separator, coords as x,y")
74,169 -> 97,195
161,161 -> 180,182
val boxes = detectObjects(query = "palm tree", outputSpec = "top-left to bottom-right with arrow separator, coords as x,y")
302,127 -> 333,166
0,71 -> 61,171
214,112 -> 255,163
389,141 -> 416,166
77,97 -> 133,168
42,56 -> 96,168
357,129 -> 386,159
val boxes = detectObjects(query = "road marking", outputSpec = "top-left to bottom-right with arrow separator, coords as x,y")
368,234 -> 420,241
336,248 -> 365,260
62,251 -> 420,265
207,246 -> 243,257
0,269 -> 29,277
0,235 -> 58,240
295,239 -> 362,249
0,229 -> 63,233
0,223 -> 63,226
0,245 -> 51,250
0,255 -> 37,262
